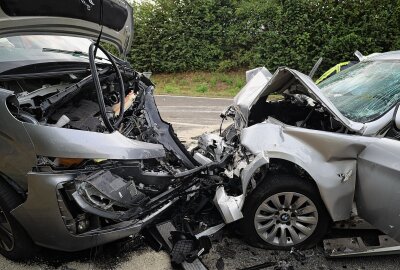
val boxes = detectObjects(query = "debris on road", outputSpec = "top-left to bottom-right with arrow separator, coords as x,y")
323,235 -> 400,258
239,261 -> 276,270
290,248 -> 307,262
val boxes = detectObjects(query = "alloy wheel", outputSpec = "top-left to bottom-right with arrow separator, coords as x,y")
254,192 -> 318,247
0,208 -> 14,251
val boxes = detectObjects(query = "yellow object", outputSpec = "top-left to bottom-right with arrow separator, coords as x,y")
316,61 -> 350,84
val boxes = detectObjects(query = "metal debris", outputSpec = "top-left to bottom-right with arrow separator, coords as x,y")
290,248 -> 306,262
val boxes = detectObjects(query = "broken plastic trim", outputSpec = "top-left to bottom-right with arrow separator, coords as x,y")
142,86 -> 199,169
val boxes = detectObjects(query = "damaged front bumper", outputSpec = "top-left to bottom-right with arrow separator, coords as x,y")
10,172 -> 175,252
213,151 -> 269,224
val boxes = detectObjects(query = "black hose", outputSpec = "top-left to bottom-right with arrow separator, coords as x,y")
88,43 -> 125,132
17,112 -> 38,124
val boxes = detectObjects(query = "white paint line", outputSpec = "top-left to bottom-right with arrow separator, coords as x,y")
159,110 -> 222,113
166,118 -> 218,121
155,94 -> 233,101
168,122 -> 207,127
157,105 -> 227,108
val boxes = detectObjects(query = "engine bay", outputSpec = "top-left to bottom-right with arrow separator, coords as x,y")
249,86 -> 348,133
0,49 -> 227,250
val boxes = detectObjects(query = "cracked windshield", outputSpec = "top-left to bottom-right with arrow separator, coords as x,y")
319,60 -> 400,123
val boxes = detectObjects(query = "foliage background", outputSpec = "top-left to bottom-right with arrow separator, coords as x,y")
128,0 -> 400,77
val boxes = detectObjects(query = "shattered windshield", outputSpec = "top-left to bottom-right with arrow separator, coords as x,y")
318,61 -> 400,123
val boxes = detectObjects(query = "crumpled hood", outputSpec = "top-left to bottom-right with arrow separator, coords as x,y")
233,67 -> 365,133
0,0 -> 133,56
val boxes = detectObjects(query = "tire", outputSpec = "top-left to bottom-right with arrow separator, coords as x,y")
241,174 -> 330,250
0,180 -> 36,260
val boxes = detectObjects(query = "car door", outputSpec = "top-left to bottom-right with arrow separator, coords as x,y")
356,137 -> 400,241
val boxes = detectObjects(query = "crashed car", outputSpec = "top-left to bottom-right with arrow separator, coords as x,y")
0,0 -> 226,261
196,53 -> 400,252
1,0 -> 400,263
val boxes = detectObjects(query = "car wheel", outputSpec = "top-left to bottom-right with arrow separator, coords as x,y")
241,174 -> 330,250
0,180 -> 36,260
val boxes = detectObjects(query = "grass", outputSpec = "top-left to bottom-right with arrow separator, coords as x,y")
151,71 -> 246,98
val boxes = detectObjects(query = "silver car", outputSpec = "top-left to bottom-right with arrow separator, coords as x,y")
0,0 -> 219,261
0,0 -> 399,262
197,54 -> 400,252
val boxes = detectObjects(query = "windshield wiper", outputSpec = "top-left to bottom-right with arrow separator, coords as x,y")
42,48 -> 108,61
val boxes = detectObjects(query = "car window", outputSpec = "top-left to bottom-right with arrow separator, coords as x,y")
318,61 -> 400,123
0,35 -> 107,62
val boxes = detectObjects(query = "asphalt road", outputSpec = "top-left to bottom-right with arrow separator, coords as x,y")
155,95 -> 232,130
2,95 -> 400,270
155,95 -> 233,146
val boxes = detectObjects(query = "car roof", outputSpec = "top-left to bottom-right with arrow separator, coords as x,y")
366,50 -> 400,61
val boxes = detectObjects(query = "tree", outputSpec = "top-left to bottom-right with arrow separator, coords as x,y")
128,0 -> 400,74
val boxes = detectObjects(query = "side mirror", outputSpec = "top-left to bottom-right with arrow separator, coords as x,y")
393,104 -> 400,131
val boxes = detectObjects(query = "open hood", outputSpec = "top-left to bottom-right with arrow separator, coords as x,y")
234,67 -> 365,133
0,0 -> 133,57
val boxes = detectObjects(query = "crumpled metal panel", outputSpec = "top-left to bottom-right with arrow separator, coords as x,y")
213,186 -> 244,223
240,151 -> 269,193
0,88 -> 165,191
0,89 -> 37,189
240,121 -> 376,221
24,123 -> 165,160
143,86 -> 198,168
233,67 -> 365,133
288,69 -> 364,132
11,172 -> 143,251
233,67 -> 272,122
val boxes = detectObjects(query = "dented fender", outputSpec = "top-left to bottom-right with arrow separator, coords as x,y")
240,151 -> 269,193
240,122 -> 376,221
213,151 -> 269,224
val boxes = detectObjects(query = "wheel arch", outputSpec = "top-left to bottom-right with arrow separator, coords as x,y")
0,172 -> 26,202
242,152 -> 355,222
267,158 -> 319,190
248,157 -> 323,210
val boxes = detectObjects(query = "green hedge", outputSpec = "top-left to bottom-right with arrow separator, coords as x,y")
129,0 -> 400,76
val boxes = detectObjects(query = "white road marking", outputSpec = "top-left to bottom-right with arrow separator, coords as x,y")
158,105 -> 226,108
159,110 -> 222,113
168,122 -> 207,127
169,118 -> 218,121
155,94 -> 233,101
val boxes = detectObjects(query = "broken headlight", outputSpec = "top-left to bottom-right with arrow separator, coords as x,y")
75,170 -> 148,212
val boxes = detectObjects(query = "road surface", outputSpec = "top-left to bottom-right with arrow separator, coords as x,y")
155,95 -> 232,145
